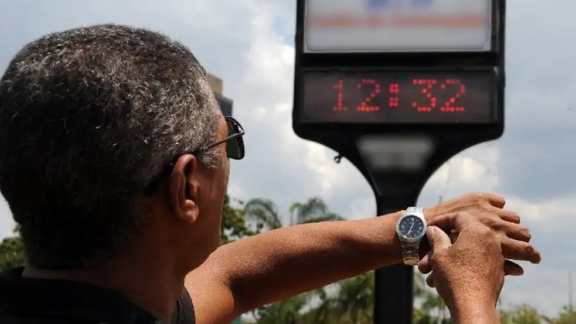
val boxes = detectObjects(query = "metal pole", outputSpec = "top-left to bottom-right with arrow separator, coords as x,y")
374,198 -> 415,324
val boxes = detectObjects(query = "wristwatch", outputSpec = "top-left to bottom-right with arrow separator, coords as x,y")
396,207 -> 427,266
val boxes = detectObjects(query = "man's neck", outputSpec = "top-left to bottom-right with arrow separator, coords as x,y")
23,256 -> 184,323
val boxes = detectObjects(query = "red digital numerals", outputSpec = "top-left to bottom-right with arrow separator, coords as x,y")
412,79 -> 436,112
332,78 -> 465,114
333,79 -> 346,111
389,83 -> 399,107
356,79 -> 381,112
332,80 -> 400,113
411,79 -> 465,113
440,79 -> 465,112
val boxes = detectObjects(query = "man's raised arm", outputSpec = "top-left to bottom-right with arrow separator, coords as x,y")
186,193 -> 540,324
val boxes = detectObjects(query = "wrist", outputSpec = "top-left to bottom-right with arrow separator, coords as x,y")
386,211 -> 405,265
449,297 -> 498,324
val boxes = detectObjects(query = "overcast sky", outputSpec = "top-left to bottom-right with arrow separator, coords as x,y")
0,0 -> 575,316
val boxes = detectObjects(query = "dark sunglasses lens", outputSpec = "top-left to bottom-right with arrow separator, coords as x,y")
226,120 -> 244,160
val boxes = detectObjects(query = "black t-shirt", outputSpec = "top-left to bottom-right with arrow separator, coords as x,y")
0,268 -> 195,324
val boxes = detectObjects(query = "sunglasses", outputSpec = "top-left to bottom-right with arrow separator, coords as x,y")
143,116 -> 245,195
195,116 -> 245,160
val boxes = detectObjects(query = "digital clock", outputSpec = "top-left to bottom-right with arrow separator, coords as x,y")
300,70 -> 495,123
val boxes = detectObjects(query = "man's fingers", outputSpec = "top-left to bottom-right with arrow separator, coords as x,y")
418,253 -> 431,274
483,193 -> 506,209
460,192 -> 505,208
504,260 -> 524,276
426,274 -> 435,288
419,226 -> 451,274
428,212 -> 479,234
497,209 -> 521,224
500,235 -> 542,264
426,226 -> 451,251
502,223 -> 532,242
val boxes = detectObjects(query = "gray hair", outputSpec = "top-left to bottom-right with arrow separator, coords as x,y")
0,24 -> 221,269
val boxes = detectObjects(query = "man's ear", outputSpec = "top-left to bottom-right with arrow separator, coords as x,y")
168,154 -> 200,224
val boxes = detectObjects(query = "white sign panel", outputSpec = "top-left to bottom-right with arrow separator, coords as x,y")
304,0 -> 492,53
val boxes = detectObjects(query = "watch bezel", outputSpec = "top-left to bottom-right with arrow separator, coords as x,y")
396,211 -> 427,243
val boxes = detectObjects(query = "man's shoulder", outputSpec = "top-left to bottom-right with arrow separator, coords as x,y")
0,268 -> 195,324
0,268 -> 162,324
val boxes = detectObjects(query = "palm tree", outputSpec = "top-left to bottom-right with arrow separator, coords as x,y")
244,197 -> 345,230
421,293 -> 448,324
335,273 -> 374,323
244,197 -> 344,323
413,271 -> 427,299
414,272 -> 436,324
307,272 -> 374,324
505,304 -> 543,324
252,293 -> 310,324
413,272 -> 449,324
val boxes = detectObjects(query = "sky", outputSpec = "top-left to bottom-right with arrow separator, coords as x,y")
0,0 -> 575,317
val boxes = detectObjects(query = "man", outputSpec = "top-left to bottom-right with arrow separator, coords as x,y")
0,24 -> 539,324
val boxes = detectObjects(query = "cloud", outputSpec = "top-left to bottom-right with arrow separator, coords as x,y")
0,0 -> 574,317
493,0 -> 576,201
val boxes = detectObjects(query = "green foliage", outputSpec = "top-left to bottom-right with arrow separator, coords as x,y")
245,197 -> 346,323
221,195 -> 258,244
252,293 -> 310,324
308,272 -> 374,324
0,235 -> 24,271
542,305 -> 576,324
505,304 -> 543,324
244,197 -> 345,231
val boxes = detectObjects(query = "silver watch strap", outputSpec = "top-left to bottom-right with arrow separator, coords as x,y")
400,241 -> 420,266
406,207 -> 424,213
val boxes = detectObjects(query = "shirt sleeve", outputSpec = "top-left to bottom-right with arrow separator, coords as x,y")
171,289 -> 195,324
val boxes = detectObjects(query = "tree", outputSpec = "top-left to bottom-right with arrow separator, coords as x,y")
543,305 -> 576,324
221,195 -> 258,244
500,310 -> 514,324
420,290 -> 448,324
252,293 -> 310,324
0,234 -> 24,271
506,304 -> 543,324
307,272 -> 374,324
413,272 -> 450,324
414,272 -> 434,324
244,197 -> 345,323
244,197 -> 344,230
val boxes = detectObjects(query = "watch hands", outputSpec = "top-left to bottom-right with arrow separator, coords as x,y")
408,220 -> 415,236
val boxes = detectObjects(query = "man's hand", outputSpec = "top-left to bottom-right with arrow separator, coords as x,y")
423,192 -> 541,276
421,213 -> 504,323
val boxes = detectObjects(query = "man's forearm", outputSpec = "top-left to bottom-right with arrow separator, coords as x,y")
204,211 -> 404,312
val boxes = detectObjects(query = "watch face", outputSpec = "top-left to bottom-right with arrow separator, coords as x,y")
398,215 -> 425,239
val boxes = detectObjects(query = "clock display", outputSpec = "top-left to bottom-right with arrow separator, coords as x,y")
300,70 -> 495,123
